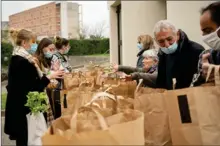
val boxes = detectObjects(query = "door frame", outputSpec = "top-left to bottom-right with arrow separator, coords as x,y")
116,4 -> 122,64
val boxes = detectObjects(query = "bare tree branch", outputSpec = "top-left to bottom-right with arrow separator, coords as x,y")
89,20 -> 107,39
79,24 -> 90,39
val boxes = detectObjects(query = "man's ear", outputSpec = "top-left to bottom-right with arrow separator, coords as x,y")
176,30 -> 180,41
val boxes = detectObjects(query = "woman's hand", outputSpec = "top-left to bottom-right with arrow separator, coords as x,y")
51,60 -> 61,71
47,70 -> 65,80
31,57 -> 39,66
112,63 -> 119,72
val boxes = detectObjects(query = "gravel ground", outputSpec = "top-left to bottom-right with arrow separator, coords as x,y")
1,117 -> 16,145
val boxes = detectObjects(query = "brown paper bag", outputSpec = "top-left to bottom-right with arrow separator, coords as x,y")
42,106 -> 145,145
105,80 -> 137,99
64,71 -> 98,90
165,66 -> 220,145
85,92 -> 134,113
64,73 -> 81,90
134,86 -> 171,146
103,77 -> 119,85
60,83 -> 95,116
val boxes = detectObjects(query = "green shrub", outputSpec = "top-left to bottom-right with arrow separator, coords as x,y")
1,38 -> 109,66
1,93 -> 7,110
68,38 -> 109,56
1,41 -> 13,67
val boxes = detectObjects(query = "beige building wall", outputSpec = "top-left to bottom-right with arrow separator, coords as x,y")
108,1 -> 166,66
121,1 -> 166,66
109,1 -> 215,66
167,1 -> 217,49
108,1 -> 120,64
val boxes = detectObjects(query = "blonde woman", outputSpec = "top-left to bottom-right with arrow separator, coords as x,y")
4,29 -> 64,146
136,34 -> 155,67
29,33 -> 38,55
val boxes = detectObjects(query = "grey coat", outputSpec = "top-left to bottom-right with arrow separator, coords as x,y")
118,65 -> 158,88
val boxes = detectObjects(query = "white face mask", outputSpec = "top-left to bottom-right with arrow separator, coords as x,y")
202,27 -> 220,50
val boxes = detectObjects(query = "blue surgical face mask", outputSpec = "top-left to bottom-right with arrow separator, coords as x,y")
137,43 -> 143,50
27,43 -> 38,55
44,52 -> 53,59
64,47 -> 70,55
161,42 -> 178,54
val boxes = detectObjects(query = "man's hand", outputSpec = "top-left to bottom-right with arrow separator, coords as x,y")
201,53 -> 214,82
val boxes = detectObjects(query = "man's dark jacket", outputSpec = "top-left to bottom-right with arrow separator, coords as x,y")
156,29 -> 205,90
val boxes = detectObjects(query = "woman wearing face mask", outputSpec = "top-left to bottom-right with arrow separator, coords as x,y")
113,49 -> 159,88
4,29 -> 64,146
34,38 -> 56,73
28,33 -> 38,55
49,36 -> 72,119
136,35 -> 155,68
191,1 -> 220,86
51,36 -> 72,73
34,38 -> 62,119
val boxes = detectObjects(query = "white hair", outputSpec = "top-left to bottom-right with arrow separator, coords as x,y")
153,20 -> 178,37
142,49 -> 158,60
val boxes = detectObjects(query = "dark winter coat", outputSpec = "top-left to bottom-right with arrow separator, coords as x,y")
4,55 -> 50,139
156,29 -> 205,90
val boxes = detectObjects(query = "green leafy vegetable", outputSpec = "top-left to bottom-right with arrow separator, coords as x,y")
25,92 -> 49,115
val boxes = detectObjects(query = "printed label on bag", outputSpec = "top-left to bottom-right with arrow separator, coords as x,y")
177,95 -> 192,123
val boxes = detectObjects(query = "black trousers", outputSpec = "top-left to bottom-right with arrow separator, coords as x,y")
16,134 -> 27,146
15,119 -> 28,146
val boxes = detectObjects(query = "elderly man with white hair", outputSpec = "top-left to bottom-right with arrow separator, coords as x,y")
113,49 -> 159,87
154,20 -> 205,90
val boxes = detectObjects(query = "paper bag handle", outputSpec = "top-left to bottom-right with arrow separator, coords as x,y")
90,92 -> 117,102
135,79 -> 143,93
214,65 -> 220,86
85,92 -> 119,109
206,64 -> 214,82
206,64 -> 220,86
79,81 -> 95,89
70,106 -> 108,133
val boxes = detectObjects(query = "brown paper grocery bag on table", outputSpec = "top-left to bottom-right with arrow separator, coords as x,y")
165,65 -> 220,145
63,73 -> 81,90
60,82 -> 96,116
134,80 -> 171,146
85,91 -> 134,114
42,105 -> 145,145
104,79 -> 137,99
